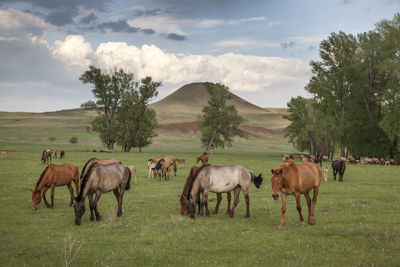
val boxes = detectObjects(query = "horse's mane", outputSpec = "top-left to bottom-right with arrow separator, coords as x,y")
77,162 -> 98,201
188,164 -> 210,198
41,150 -> 46,161
35,165 -> 50,189
80,158 -> 97,179
154,159 -> 165,170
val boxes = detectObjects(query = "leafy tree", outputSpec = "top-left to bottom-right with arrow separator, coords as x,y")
198,82 -> 246,154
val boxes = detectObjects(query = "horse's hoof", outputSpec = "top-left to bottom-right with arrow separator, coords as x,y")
244,215 -> 250,218
96,216 -> 102,221
308,220 -> 315,225
89,217 -> 94,221
117,212 -> 122,217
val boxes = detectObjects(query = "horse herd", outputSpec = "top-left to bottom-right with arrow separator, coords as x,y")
31,152 -> 341,229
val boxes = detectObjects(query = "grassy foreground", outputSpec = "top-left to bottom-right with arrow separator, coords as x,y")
0,111 -> 399,266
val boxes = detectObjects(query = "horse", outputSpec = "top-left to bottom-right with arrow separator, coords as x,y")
180,165 -> 231,216
127,165 -> 137,183
187,165 -> 263,219
60,150 -> 65,159
41,150 -> 52,165
74,162 -> 131,225
332,160 -> 346,182
147,159 -> 156,179
0,151 -> 6,158
196,154 -> 209,165
270,161 -> 321,229
80,158 -> 121,180
152,156 -> 177,180
176,158 -> 185,168
31,163 -> 79,210
50,150 -> 57,159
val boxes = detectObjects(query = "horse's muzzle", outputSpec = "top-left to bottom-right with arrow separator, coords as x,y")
272,194 -> 279,200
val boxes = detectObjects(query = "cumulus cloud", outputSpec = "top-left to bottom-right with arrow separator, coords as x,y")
53,35 -> 94,69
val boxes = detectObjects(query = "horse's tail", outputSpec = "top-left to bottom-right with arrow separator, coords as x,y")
125,166 -> 132,190
173,159 -> 177,174
250,171 -> 263,188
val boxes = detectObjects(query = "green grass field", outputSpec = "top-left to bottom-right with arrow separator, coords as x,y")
0,111 -> 399,266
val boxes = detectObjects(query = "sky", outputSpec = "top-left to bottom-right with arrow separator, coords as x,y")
0,0 -> 399,112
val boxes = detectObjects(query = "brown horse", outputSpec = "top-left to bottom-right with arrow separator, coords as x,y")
196,154 -> 208,165
270,161 -> 321,229
153,156 -> 177,180
332,160 -> 346,182
180,165 -> 231,216
41,150 -> 52,165
31,163 -> 79,210
176,158 -> 185,168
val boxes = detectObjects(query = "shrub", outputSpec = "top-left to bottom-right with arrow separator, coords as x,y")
48,137 -> 56,142
69,136 -> 78,144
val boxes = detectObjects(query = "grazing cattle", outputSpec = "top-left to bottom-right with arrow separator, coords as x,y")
74,162 -> 131,225
187,165 -> 262,219
380,158 -> 386,165
0,151 -> 6,158
385,161 -> 390,166
127,165 -> 137,184
270,161 -> 321,229
348,156 -> 356,164
41,150 -> 52,165
332,160 -> 346,182
389,159 -> 396,165
180,165 -> 231,216
363,158 -> 373,164
176,158 -> 185,168
31,163 -> 79,210
372,158 -> 380,165
196,154 -> 209,165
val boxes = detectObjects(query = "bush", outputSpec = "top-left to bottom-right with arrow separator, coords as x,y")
48,137 -> 56,142
69,136 -> 78,144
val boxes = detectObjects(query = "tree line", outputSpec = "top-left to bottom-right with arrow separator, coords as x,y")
285,13 -> 400,159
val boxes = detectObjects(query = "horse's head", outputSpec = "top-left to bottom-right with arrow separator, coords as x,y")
270,168 -> 283,200
73,200 -> 85,225
31,189 -> 41,210
179,194 -> 189,215
188,196 -> 196,219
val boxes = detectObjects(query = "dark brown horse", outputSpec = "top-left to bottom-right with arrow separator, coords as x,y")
180,165 -> 231,216
31,163 -> 79,210
41,150 -> 52,165
196,154 -> 209,165
74,162 -> 131,225
332,160 -> 346,182
60,150 -> 65,159
270,161 -> 321,229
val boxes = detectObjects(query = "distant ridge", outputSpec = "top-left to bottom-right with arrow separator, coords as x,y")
150,82 -> 288,129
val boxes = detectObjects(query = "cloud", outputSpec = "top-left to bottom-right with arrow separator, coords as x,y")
166,33 -> 186,41
80,13 -> 97,25
97,20 -> 140,33
213,38 -> 279,52
281,41 -> 295,49
53,35 -> 94,69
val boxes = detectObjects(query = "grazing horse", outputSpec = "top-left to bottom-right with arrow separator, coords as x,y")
196,154 -> 209,165
80,158 -> 121,180
127,165 -> 137,184
147,159 -> 156,179
41,150 -> 52,165
0,151 -> 6,158
187,165 -> 262,219
31,163 -> 79,210
332,160 -> 346,182
60,150 -> 65,159
176,158 -> 186,168
180,165 -> 231,216
270,161 -> 321,229
153,156 -> 177,180
74,162 -> 131,225
50,150 -> 57,159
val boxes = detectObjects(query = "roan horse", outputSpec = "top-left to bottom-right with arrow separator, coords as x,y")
80,158 -> 121,180
187,165 -> 263,219
332,160 -> 346,182
74,162 -> 131,225
31,163 -> 79,210
270,161 -> 321,229
180,165 -> 231,216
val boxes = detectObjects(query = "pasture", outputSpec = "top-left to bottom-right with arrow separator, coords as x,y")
0,111 -> 399,266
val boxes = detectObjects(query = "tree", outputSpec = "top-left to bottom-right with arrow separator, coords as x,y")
198,82 -> 247,154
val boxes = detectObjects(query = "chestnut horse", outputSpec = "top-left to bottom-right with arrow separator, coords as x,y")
74,162 -> 131,225
196,154 -> 208,165
188,165 -> 262,219
31,163 -> 79,210
270,161 -> 321,229
180,165 -> 231,216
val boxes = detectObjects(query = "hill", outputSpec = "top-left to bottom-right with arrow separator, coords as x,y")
151,82 -> 289,130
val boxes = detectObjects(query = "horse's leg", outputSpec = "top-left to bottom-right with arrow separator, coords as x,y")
202,191 -> 210,217
333,170 -> 337,181
309,186 -> 319,225
93,192 -> 102,221
50,185 -> 55,208
213,193 -> 222,214
304,192 -> 312,224
42,186 -> 50,208
88,192 -> 95,221
226,191 -> 232,215
66,183 -> 74,206
243,188 -> 250,218
295,192 -> 304,227
229,187 -> 241,218
279,193 -> 287,229
113,188 -> 123,217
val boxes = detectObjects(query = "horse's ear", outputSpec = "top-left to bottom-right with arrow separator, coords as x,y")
270,169 -> 274,174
